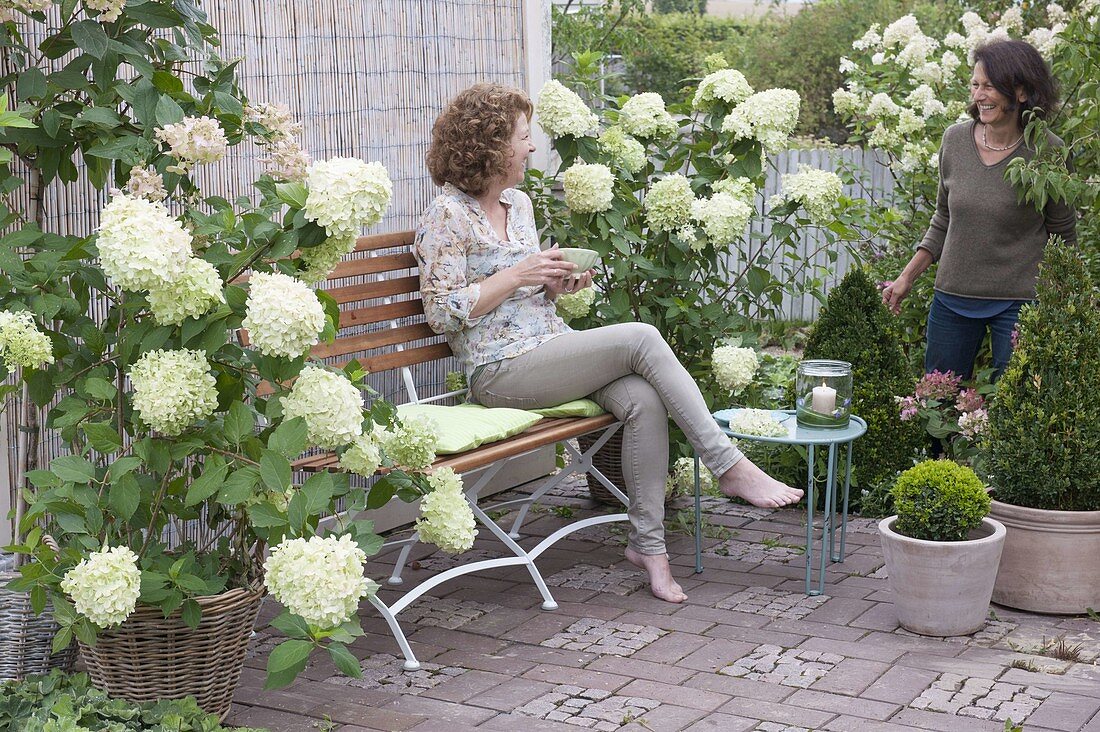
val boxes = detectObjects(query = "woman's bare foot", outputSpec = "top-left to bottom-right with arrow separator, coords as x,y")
720,458 -> 804,508
624,547 -> 688,603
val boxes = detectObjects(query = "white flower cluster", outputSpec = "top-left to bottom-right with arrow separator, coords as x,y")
618,93 -> 677,139
281,364 -> 364,450
245,102 -> 311,182
644,174 -> 695,232
339,432 -> 382,477
726,408 -> 787,437
598,126 -> 647,175
416,468 -> 477,554
998,6 -> 1025,33
693,69 -> 754,111
1047,2 -> 1069,24
0,310 -> 53,370
298,235 -> 358,284
711,345 -> 758,396
536,80 -> 598,139
60,545 -> 140,629
304,158 -> 392,243
563,162 -> 614,213
555,286 -> 596,321
905,84 -> 947,120
130,348 -> 218,435
97,194 -> 192,292
245,102 -> 303,139
146,256 -> 224,326
853,24 -> 882,51
263,534 -> 375,630
866,93 -> 901,119
3,0 -> 53,16
713,177 -> 756,207
882,14 -> 921,47
958,408 -> 989,439
665,457 -> 715,499
831,88 -> 863,118
1026,25 -> 1065,57
241,271 -> 325,358
896,33 -> 940,70
771,165 -> 843,225
83,0 -> 123,21
377,414 -> 438,469
691,192 -> 752,246
154,116 -> 227,173
122,166 -> 167,202
721,89 -> 801,153
702,53 -> 730,73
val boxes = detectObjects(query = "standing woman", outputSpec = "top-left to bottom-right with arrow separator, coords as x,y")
882,39 -> 1077,379
415,83 -> 802,603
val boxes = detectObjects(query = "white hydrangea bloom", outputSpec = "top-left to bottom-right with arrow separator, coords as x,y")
692,69 -> 754,111
129,349 -> 218,435
940,50 -> 962,76
882,15 -> 922,47
838,57 -> 858,74
897,34 -> 940,69
958,407 -> 989,439
60,545 -> 140,628
721,89 -> 800,153
154,116 -> 228,173
339,432 -> 382,477
563,162 -> 614,213
598,126 -> 647,174
377,414 -> 438,469
83,0 -> 124,21
702,52 -> 730,73
691,192 -> 752,245
853,24 -> 882,51
713,176 -> 756,207
263,535 -> 375,630
726,408 -> 787,437
897,109 -> 925,136
868,124 -> 901,148
1046,3 -> 1069,24
298,234 -> 357,284
906,85 -> 947,119
304,158 -> 393,240
146,256 -> 224,326
122,166 -> 167,202
961,12 -> 989,36
666,457 -> 715,498
711,345 -> 758,395
911,62 -> 944,85
535,80 -> 598,138
556,286 -> 596,321
775,165 -> 844,225
867,93 -> 901,119
5,0 -> 54,14
416,468 -> 477,554
944,32 -> 967,49
1027,25 -> 1064,57
241,271 -> 325,358
618,92 -> 678,139
998,6 -> 1024,32
97,194 -> 192,292
676,225 -> 702,251
262,138 -> 311,183
244,102 -> 303,141
281,364 -> 364,449
0,310 -> 53,370
832,89 -> 862,117
644,174 -> 695,232
871,51 -> 887,66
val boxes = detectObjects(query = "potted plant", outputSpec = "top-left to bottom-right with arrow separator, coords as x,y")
878,460 -> 1006,636
984,237 -> 1100,614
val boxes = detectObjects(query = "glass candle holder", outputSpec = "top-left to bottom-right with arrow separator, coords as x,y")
795,359 -> 853,429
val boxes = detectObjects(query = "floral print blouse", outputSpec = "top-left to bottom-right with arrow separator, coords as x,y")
414,183 -> 570,379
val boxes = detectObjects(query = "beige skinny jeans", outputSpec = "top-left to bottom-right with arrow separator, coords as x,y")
469,322 -> 744,555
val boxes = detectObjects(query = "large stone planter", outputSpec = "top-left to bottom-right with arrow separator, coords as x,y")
878,516 -> 1006,636
989,499 -> 1100,614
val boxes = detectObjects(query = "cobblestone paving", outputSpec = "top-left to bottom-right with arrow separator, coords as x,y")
541,618 -> 667,656
544,563 -> 646,595
570,522 -> 629,547
407,547 -> 501,573
228,474 -> 1100,732
513,684 -> 660,730
322,653 -> 467,694
720,643 -> 843,688
845,516 -> 882,534
717,586 -> 829,619
910,672 -> 1052,723
697,496 -> 777,521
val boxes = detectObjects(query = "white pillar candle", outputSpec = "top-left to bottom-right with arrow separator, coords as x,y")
811,380 -> 837,414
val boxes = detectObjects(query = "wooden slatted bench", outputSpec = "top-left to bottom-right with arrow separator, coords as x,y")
298,230 -> 630,670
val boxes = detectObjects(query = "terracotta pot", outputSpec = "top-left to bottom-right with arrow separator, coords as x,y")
878,516 -> 1006,636
989,499 -> 1100,615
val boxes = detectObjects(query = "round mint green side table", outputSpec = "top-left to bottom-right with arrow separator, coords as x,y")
695,409 -> 867,596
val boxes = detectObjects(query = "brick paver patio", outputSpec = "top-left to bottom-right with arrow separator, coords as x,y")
225,472 -> 1100,732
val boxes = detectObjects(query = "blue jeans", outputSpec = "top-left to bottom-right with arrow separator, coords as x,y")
924,295 -> 1024,380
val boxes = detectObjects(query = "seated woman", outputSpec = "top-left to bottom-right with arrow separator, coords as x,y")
414,83 -> 802,603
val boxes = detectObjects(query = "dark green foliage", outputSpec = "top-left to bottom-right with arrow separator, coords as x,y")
652,0 -> 707,13
0,670 -> 265,731
892,460 -> 990,542
985,238 -> 1100,511
803,268 -> 923,514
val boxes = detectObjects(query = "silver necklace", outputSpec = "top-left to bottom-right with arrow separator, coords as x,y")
982,124 -> 1023,152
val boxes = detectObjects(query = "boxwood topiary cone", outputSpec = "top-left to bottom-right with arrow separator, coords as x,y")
803,268 -> 922,513
985,236 -> 1100,511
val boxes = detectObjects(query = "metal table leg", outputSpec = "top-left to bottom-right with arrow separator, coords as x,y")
804,444 -> 816,595
694,454 -> 703,574
832,440 -> 854,563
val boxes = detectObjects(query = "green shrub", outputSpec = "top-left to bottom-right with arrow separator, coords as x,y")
985,238 -> 1100,511
803,268 -> 923,514
892,460 -> 990,541
652,0 -> 707,12
0,670 -> 264,731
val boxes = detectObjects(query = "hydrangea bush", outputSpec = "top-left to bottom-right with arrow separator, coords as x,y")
0,0 -> 471,692
895,369 -> 995,466
525,57 -> 864,463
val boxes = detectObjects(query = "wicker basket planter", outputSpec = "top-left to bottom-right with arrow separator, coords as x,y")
0,559 -> 77,681
79,583 -> 264,720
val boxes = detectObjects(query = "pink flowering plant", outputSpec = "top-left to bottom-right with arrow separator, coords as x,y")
895,369 -> 995,464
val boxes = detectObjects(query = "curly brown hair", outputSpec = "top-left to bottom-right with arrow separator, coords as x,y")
426,84 -> 533,197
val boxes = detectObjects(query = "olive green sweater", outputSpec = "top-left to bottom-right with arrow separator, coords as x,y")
918,120 -> 1078,300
